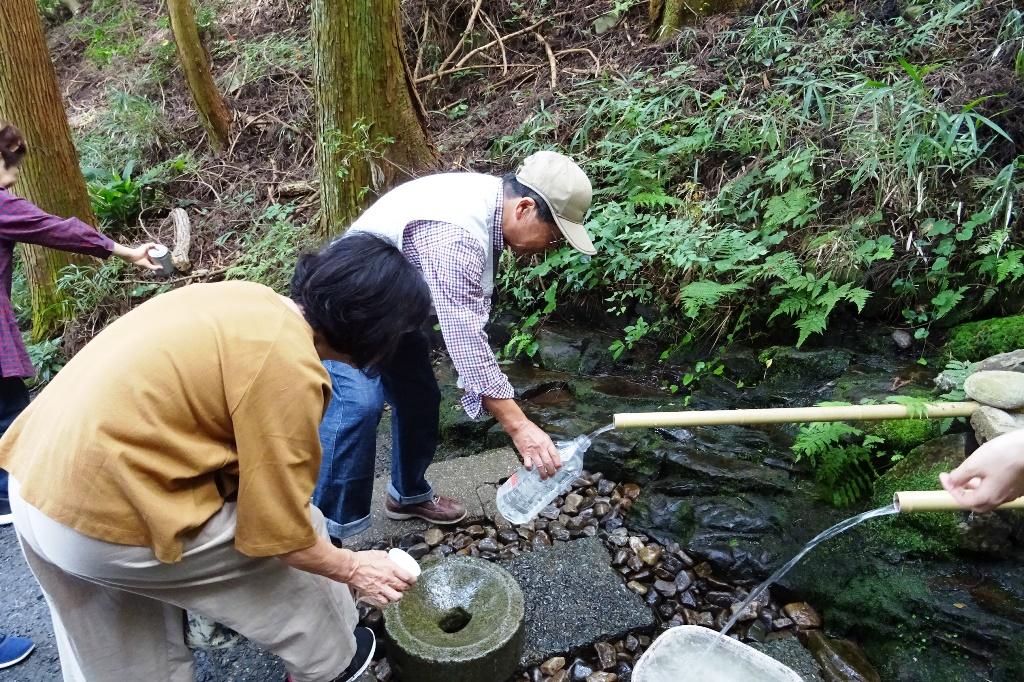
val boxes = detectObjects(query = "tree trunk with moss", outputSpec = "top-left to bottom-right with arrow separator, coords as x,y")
649,0 -> 747,41
168,0 -> 232,151
0,0 -> 95,341
312,0 -> 438,236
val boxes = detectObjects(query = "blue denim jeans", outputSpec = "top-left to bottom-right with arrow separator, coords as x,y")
0,377 -> 30,511
313,331 -> 441,539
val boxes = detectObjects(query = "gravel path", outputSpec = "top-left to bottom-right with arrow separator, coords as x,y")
0,524 -> 288,681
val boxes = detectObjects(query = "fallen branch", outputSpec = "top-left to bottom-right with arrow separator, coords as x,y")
277,180 -> 318,198
534,31 -> 558,89
417,11 -> 572,84
125,266 -> 233,287
480,12 -> 508,76
555,48 -> 601,77
433,0 -> 485,79
169,208 -> 192,273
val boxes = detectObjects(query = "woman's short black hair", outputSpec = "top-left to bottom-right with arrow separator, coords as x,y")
290,233 -> 430,371
0,123 -> 27,169
503,172 -> 556,225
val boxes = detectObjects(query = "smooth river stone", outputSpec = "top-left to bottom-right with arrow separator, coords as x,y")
971,405 -> 1024,444
965,370 -> 1024,410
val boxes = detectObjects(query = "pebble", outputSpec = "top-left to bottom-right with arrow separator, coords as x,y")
405,543 -> 430,560
626,581 -> 648,595
783,601 -> 823,629
550,671 -> 569,682
637,546 -> 662,566
622,483 -> 641,500
563,493 -> 584,514
891,329 -> 913,350
586,673 -> 617,682
477,537 -> 499,553
594,641 -> 616,670
498,529 -> 520,544
597,479 -> 616,495
653,579 -> 677,597
423,527 -> 444,547
465,524 -> 486,538
729,599 -> 759,622
540,505 -> 561,520
540,656 -> 566,675
570,659 -> 595,681
683,609 -> 715,627
373,658 -> 392,681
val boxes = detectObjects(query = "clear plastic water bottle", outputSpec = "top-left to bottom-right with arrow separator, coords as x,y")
495,435 -> 591,525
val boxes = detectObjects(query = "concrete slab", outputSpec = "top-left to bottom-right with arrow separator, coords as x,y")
501,537 -> 656,667
346,447 -> 519,549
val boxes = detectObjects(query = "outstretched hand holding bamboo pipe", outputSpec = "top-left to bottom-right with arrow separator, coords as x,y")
939,429 -> 1024,513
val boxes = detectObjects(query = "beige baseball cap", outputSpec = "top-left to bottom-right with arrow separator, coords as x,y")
515,151 -> 596,255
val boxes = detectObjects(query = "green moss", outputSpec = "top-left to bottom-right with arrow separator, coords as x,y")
867,418 -> 942,453
869,437 -> 964,557
944,314 -> 1024,361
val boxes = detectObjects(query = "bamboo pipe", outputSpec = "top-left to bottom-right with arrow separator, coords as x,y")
613,401 -> 983,429
894,491 -> 1024,512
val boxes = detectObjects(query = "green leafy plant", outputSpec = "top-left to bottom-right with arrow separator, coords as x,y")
492,0 -> 1023,361
323,121 -> 395,202
24,335 -> 65,388
792,416 -> 884,507
225,203 -> 317,292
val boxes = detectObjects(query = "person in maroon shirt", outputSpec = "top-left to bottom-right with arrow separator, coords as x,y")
0,123 -> 162,669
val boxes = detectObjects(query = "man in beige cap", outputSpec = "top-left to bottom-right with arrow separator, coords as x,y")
315,151 -> 596,540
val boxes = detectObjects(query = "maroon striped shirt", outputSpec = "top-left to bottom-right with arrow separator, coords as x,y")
0,188 -> 114,378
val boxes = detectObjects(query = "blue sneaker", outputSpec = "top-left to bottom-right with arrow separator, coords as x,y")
0,635 -> 35,668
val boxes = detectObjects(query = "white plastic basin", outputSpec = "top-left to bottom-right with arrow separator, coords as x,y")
633,626 -> 803,682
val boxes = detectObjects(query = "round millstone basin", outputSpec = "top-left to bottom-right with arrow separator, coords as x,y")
384,556 -> 525,682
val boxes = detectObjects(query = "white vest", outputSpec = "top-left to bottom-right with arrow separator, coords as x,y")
349,173 -> 502,296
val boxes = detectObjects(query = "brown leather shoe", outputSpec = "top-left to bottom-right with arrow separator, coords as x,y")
384,494 -> 467,524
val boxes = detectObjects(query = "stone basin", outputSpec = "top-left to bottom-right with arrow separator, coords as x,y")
384,556 -> 525,682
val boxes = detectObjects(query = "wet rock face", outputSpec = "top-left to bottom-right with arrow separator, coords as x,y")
384,557 -> 525,682
804,631 -> 880,682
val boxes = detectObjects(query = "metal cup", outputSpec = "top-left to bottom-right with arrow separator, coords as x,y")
148,244 -> 175,277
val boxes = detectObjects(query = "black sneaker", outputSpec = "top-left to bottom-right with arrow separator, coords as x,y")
333,626 -> 375,682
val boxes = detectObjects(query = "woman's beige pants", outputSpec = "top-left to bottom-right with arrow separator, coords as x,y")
9,478 -> 358,682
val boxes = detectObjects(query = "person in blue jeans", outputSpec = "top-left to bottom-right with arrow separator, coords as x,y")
314,151 -> 599,541
0,122 -> 160,668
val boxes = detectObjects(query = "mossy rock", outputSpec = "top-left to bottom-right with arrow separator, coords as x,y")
866,418 -> 942,454
870,434 -> 966,557
757,346 -> 852,383
944,315 -> 1024,361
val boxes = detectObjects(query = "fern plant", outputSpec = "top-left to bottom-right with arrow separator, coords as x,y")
792,416 -> 884,507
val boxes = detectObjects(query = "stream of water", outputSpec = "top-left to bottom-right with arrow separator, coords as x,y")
719,502 -> 900,636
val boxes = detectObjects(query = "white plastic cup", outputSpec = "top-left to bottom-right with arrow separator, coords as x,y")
388,548 -> 422,579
